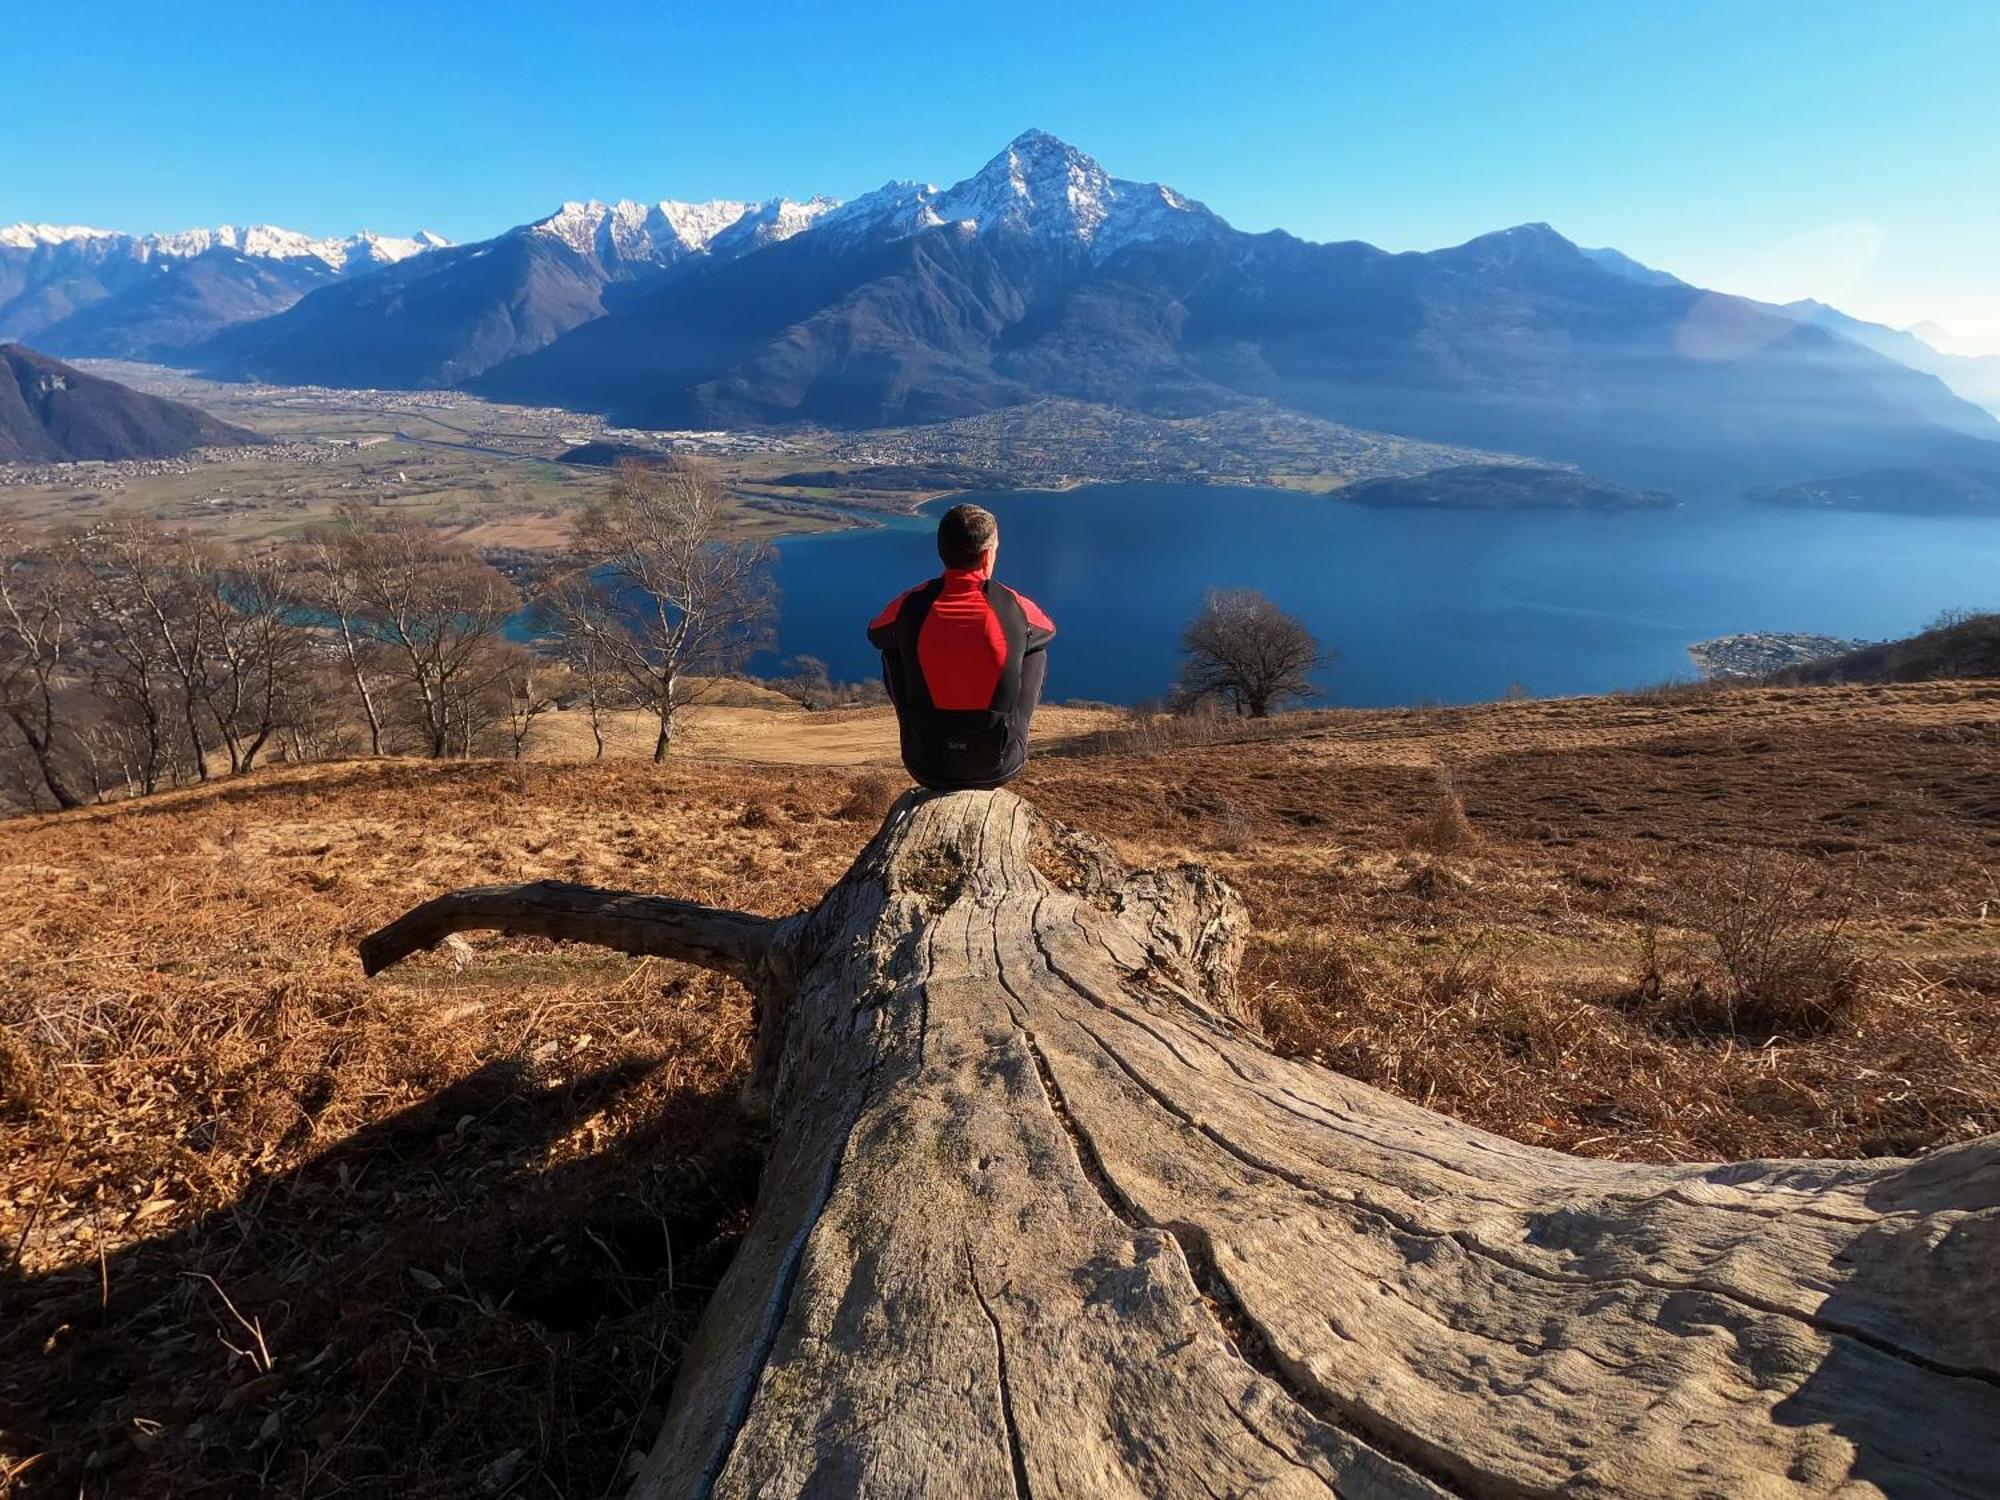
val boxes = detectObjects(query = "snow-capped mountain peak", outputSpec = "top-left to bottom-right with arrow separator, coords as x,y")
935,128 -> 1118,242
809,130 -> 1222,259
654,198 -> 756,252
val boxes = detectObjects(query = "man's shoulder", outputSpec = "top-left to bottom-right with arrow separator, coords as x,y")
989,580 -> 1055,632
869,577 -> 942,631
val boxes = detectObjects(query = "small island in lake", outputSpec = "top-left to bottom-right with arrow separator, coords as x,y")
1340,463 -> 1675,511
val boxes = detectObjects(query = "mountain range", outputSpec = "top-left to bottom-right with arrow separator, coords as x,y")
6,131 -> 1998,493
201,195 -> 837,389
0,343 -> 255,461
0,222 -> 449,361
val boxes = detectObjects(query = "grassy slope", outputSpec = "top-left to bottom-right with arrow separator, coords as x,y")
1772,610 -> 2000,685
2,681 -> 1996,1494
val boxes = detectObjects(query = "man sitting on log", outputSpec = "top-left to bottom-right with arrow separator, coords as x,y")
867,502 -> 1056,791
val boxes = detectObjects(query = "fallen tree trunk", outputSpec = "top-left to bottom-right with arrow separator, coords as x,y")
363,789 -> 2000,1499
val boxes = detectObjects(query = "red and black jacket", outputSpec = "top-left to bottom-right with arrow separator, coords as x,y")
868,567 -> 1056,790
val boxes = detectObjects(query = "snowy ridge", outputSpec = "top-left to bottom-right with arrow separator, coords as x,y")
5,132 -> 1211,283
813,181 -> 948,247
530,196 -> 837,266
7,132 -> 1208,294
709,195 -> 840,256
0,224 -> 123,249
804,130 -> 1221,259
0,221 -> 449,270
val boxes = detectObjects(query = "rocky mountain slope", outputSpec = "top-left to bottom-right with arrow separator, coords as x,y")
1777,298 -> 2000,416
0,343 -> 256,460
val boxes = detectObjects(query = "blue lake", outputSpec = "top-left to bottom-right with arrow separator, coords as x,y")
760,483 -> 2000,707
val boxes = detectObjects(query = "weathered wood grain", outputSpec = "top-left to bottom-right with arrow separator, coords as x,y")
367,790 -> 2000,1499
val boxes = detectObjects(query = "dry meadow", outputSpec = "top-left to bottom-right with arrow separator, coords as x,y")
2,682 -> 1995,1494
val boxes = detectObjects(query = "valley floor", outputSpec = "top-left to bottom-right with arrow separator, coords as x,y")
1,680 -> 1995,1494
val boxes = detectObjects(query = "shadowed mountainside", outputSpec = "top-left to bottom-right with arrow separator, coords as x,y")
0,343 -> 256,461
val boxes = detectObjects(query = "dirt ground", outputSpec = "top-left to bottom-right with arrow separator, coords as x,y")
1,681 -> 1995,1494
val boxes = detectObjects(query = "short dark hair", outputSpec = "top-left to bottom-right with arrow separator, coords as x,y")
937,503 -> 999,568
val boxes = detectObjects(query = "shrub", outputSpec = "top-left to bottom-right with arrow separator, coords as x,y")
0,1027 -> 42,1118
1208,800 -> 1251,853
1407,766 -> 1476,855
1639,852 -> 1866,1037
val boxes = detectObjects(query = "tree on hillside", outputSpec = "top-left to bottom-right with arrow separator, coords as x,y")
493,644 -> 556,760
84,551 -> 182,797
299,513 -> 393,757
338,517 -> 520,758
86,522 -> 219,781
547,459 -> 775,763
81,523 -> 313,779
539,569 -> 618,760
0,528 -> 87,809
178,544 -> 312,775
1174,587 -> 1332,718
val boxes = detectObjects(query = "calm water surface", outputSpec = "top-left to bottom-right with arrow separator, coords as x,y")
762,483 -> 2000,707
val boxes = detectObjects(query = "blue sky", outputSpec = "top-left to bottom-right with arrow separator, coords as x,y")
6,0 -> 1998,346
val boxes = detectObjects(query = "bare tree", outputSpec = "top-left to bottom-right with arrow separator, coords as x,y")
299,514 -> 391,756
1174,587 -> 1331,718
339,517 -> 519,758
86,587 -> 179,796
494,644 -> 556,760
80,523 -> 311,779
0,528 -> 87,808
541,569 -> 618,759
180,545 -> 310,774
274,656 -> 360,767
548,459 -> 775,762
86,521 -> 216,780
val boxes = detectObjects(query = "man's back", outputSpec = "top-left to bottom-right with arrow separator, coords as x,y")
868,505 -> 1055,790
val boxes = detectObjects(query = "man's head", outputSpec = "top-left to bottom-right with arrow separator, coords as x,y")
937,503 -> 999,572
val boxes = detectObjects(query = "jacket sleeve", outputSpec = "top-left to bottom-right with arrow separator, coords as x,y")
867,587 -> 916,651
1010,588 -> 1056,654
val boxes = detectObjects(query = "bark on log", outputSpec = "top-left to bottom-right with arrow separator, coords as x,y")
362,790 -> 2000,1499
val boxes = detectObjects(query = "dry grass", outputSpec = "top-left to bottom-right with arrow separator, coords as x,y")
1041,705 -> 1308,759
0,760 -> 892,1497
1023,679 -> 2000,1162
2,678 -> 1997,1493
